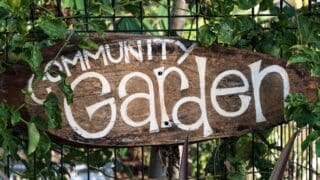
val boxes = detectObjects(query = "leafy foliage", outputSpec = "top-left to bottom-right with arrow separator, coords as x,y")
0,0 -> 134,178
198,24 -> 216,47
196,0 -> 320,178
0,101 -> 63,177
236,0 -> 262,10
27,122 -> 40,155
38,15 -> 68,39
0,0 -> 319,178
285,91 -> 320,155
20,42 -> 43,77
59,72 -> 74,104
204,131 -> 276,179
44,93 -> 62,129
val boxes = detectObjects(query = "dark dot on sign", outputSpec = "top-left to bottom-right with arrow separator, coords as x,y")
164,121 -> 169,126
158,71 -> 163,76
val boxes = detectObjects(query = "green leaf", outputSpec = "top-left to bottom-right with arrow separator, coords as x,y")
27,122 -> 40,155
209,0 -> 234,16
0,2 -> 12,13
316,140 -> 320,157
0,103 -> 9,132
294,110 -> 316,127
287,54 -> 310,65
236,16 -> 255,33
7,17 -> 27,34
30,116 -> 48,131
0,131 -> 17,159
291,45 -> 319,60
79,37 -> 98,49
122,163 -> 133,178
259,0 -> 273,11
311,66 -> 320,77
11,110 -> 21,126
38,15 -> 67,39
89,19 -> 106,36
0,103 -> 10,121
118,148 -> 128,157
20,42 -> 43,77
16,18 -> 28,35
218,18 -> 236,44
198,24 -> 216,47
120,1 -> 142,16
44,93 -> 62,129
62,0 -> 73,8
297,15 -> 320,47
256,33 -> 279,56
7,0 -> 21,9
88,2 -> 103,16
301,130 -> 320,151
101,4 -> 113,15
116,18 -> 141,31
286,93 -> 311,107
59,72 -> 73,104
236,0 -> 261,10
75,0 -> 85,12
37,133 -> 51,155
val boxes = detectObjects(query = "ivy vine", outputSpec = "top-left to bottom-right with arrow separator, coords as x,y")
0,0 -> 319,179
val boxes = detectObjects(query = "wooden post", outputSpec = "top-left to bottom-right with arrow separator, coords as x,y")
148,147 -> 166,179
150,0 -> 187,178
270,130 -> 301,179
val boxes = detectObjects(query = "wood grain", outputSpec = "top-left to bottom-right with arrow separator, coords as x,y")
0,33 -> 319,147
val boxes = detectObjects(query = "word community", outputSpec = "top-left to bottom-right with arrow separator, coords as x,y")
28,38 -> 290,139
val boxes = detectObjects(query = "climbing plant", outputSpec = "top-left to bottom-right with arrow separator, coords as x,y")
0,0 -> 319,179
196,0 -> 320,179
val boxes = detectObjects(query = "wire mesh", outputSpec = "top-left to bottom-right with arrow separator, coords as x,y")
1,0 -> 320,179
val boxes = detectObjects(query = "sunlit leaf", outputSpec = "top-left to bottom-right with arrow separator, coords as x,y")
21,42 -> 43,77
27,122 -> 40,155
8,0 -> 20,9
38,15 -> 67,39
11,110 -> 21,126
218,18 -> 236,44
79,37 -> 98,49
287,54 -> 310,65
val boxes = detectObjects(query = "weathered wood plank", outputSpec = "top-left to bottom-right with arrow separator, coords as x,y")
0,33 -> 318,147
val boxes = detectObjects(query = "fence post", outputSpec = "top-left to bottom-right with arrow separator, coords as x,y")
148,147 -> 166,178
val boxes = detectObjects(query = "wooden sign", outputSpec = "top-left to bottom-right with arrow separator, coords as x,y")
0,34 -> 319,147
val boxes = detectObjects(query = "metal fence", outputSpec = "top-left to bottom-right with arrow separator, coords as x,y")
2,0 -> 320,179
